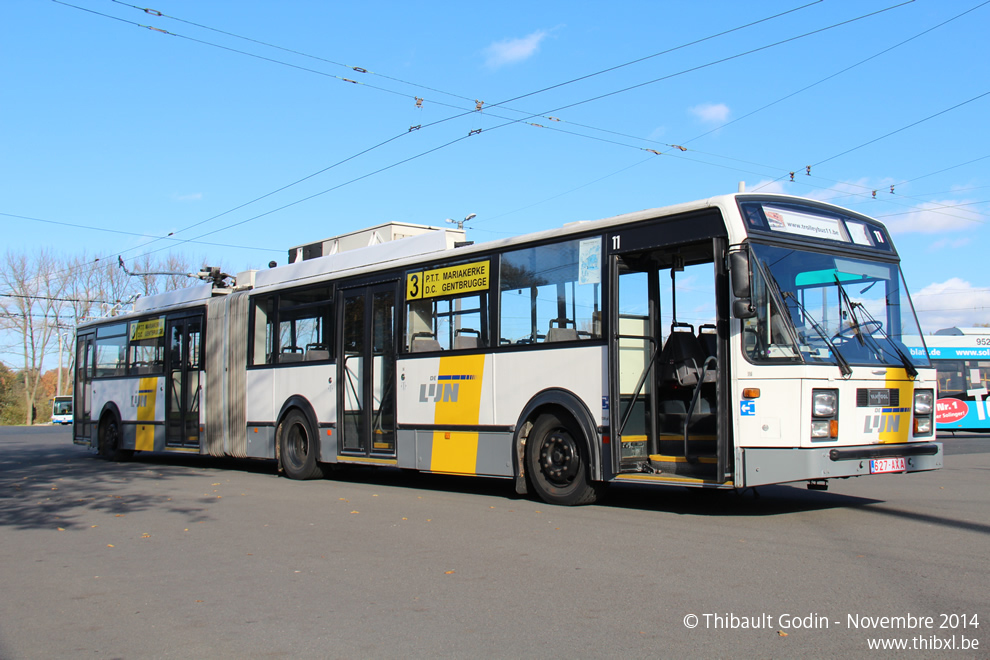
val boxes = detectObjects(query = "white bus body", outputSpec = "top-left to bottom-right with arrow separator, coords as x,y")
73,194 -> 941,505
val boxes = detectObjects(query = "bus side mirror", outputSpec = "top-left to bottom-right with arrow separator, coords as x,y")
733,299 -> 756,319
729,251 -> 756,319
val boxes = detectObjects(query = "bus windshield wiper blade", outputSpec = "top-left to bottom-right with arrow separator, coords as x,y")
853,304 -> 919,378
761,266 -> 851,377
834,275 -> 865,345
780,292 -> 852,377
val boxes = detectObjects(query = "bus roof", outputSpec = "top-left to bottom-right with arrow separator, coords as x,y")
933,327 -> 990,336
79,192 -> 891,325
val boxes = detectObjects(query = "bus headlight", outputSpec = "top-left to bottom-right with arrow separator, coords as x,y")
813,390 -> 837,418
913,389 -> 934,437
811,389 -> 839,440
914,390 -> 933,416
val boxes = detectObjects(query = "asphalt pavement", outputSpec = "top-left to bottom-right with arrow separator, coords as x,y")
0,427 -> 986,658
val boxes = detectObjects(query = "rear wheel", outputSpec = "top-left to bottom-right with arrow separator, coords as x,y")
278,409 -> 324,480
526,412 -> 601,506
99,415 -> 133,462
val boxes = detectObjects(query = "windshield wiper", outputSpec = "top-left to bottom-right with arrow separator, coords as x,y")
834,275 -> 865,346
851,303 -> 919,378
762,267 -> 852,376
834,274 -> 918,378
779,291 -> 853,377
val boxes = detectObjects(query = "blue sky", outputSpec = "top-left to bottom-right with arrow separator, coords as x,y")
3,0 -> 989,335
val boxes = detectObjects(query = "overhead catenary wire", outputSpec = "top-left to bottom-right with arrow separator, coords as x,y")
65,0 -> 923,266
53,0 -> 829,262
751,89 -> 990,194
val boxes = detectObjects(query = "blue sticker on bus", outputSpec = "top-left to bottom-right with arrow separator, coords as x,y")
740,400 -> 756,416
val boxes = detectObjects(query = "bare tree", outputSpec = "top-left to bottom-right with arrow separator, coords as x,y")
0,250 -> 65,424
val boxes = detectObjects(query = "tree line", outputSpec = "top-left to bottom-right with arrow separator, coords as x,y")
0,250 -> 208,425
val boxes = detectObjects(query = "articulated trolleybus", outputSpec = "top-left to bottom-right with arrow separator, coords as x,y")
73,193 -> 941,505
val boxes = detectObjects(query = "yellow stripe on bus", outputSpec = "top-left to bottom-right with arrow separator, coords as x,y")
880,368 -> 911,444
135,377 -> 157,451
430,354 -> 485,474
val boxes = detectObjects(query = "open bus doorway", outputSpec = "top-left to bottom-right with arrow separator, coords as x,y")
612,237 -> 731,483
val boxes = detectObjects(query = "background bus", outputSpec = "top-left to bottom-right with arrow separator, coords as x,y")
73,193 -> 942,505
52,395 -> 73,425
921,327 -> 990,432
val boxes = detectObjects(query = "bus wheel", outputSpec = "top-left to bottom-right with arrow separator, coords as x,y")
278,410 -> 324,480
99,415 -> 133,462
526,412 -> 600,506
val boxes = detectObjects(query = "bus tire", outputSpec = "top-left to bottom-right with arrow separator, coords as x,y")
278,409 -> 324,480
526,412 -> 600,506
99,414 -> 133,462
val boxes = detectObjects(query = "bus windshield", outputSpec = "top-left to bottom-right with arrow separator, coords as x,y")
743,242 -> 930,370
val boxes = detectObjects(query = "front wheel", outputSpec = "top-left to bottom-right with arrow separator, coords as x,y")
526,412 -> 601,506
278,409 -> 324,480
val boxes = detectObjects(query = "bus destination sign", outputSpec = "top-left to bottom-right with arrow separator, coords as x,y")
406,260 -> 490,300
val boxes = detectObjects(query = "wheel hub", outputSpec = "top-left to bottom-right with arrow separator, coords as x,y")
540,431 -> 578,485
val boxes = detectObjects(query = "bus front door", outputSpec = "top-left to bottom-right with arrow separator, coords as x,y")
166,315 -> 203,449
339,283 -> 397,458
74,333 -> 95,445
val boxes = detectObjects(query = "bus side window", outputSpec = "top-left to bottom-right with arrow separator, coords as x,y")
499,238 -> 601,346
251,295 -> 276,365
405,294 -> 488,352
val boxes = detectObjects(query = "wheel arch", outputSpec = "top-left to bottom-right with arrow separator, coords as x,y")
275,395 -> 322,466
512,388 -> 600,495
97,402 -> 123,449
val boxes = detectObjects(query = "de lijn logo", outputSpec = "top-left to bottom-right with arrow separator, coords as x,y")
419,374 -> 477,404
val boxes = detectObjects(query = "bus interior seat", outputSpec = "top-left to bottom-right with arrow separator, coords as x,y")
546,318 -> 579,343
658,324 -> 708,386
698,324 -> 718,358
280,352 -> 304,363
411,332 -> 442,352
305,349 -> 330,361
454,328 -> 480,350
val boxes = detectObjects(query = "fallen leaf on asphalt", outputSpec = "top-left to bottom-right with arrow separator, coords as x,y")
444,570 -> 455,575
57,527 -> 65,531
350,510 -> 359,514
777,631 -> 788,637
107,544 -> 114,548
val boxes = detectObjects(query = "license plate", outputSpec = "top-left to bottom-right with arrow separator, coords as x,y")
870,457 -> 906,474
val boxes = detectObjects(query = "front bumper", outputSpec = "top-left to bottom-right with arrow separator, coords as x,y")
740,442 -> 943,487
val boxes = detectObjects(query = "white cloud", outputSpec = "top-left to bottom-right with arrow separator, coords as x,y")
689,103 -> 730,124
877,199 -> 982,235
926,237 -> 972,251
741,180 -> 984,238
484,30 -> 549,69
911,277 -> 990,332
173,192 -> 203,202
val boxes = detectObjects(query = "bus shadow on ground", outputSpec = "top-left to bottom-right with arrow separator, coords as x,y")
317,465 -> 886,517
0,438 -> 933,529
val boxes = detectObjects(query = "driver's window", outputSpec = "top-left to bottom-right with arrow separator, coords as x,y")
743,266 -> 799,362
